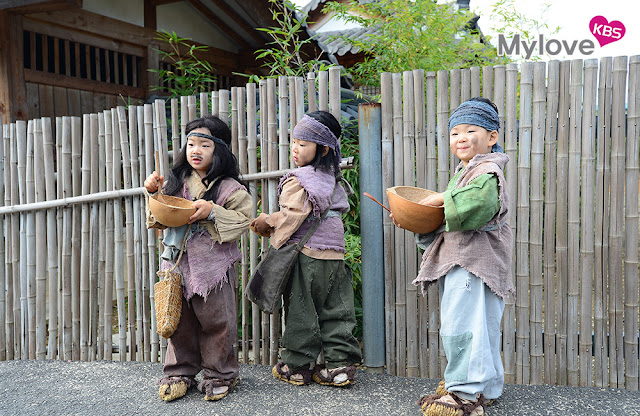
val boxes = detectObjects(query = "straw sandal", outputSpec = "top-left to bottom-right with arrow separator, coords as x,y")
312,365 -> 356,387
434,381 -> 495,406
418,393 -> 486,416
272,362 -> 313,386
158,376 -> 195,402
198,377 -> 238,401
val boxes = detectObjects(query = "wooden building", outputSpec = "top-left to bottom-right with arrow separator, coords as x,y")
0,0 -> 327,123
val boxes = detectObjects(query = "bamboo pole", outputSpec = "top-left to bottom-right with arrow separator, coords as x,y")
258,79 -> 269,365
117,106 -> 136,361
318,71 -> 329,112
56,117 -> 63,360
380,72 -> 396,375
34,118 -> 47,360
26,120 -> 36,359
555,61 -> 571,385
187,94 -> 196,123
413,69 -> 428,377
624,55 -> 640,391
594,57 -> 612,388
0,125 -> 6,361
246,83 -> 260,364
567,59 -> 584,387
529,62 -> 546,385
200,92 -> 209,117
18,120 -> 28,360
144,104 -> 159,361
493,65 -> 506,170
231,87 -> 238,158
482,65 -> 493,101
71,116 -> 82,360
266,78 -> 279,365
392,72 -> 406,377
180,96 -> 188,152
219,89 -> 229,125
402,71 -> 419,378
329,66 -> 341,122
425,71 -> 439,379
307,72 -> 317,113
2,125 -> 12,361
460,67 -> 470,102
609,56 -> 627,388
112,108 -> 127,361
579,59 -> 598,387
543,60 -> 560,385
237,86 -> 250,363
211,90 -> 219,118
470,66 -> 480,98
103,110 -> 114,360
129,106 -> 144,361
515,62 -> 533,385
9,123 -> 20,360
449,69 -> 460,174
89,113 -> 100,361
279,77 -> 289,171
171,98 -> 179,165
503,64 -> 519,384
96,112 -> 106,361
60,117 -> 73,360
435,70 -> 449,376
80,114 -> 91,361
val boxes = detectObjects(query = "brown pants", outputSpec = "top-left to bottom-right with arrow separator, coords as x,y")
163,277 -> 238,380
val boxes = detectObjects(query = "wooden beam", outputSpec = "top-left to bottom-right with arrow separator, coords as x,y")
144,0 -> 156,30
0,11 -> 28,122
0,0 -> 81,14
25,68 -> 146,99
185,0 -> 250,50
207,0 -> 264,44
149,0 -> 181,5
0,11 -> 12,123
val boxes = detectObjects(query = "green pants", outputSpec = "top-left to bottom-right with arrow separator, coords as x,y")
281,253 -> 362,372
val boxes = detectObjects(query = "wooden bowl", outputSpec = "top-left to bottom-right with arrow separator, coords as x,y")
386,186 -> 444,234
149,194 -> 196,227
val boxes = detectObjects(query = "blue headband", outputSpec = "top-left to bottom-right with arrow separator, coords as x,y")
449,100 -> 502,153
187,132 -> 228,148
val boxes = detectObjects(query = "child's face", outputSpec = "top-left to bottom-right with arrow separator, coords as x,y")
291,138 -> 318,167
186,127 -> 215,177
449,124 -> 498,165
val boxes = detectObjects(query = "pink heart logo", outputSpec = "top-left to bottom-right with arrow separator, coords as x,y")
589,16 -> 626,47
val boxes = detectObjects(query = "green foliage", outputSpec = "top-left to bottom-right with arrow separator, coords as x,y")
322,0 -> 501,87
251,0 -> 332,78
149,30 -> 217,98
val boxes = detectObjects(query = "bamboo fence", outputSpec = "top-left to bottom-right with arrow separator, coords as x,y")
1,58 -> 639,391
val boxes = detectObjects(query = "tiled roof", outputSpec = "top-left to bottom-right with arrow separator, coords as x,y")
312,26 -> 379,56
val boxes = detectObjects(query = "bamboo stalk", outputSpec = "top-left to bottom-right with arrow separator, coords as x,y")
623,55 -> 640,391
89,113 -> 99,361
392,72 -> 406,377
258,79 -> 269,366
171,98 -> 179,164
0,125 -> 7,361
425,71 -> 439,379
200,91 -> 209,117
103,110 -> 114,360
279,77 -> 289,170
211,90 -> 219,118
231,87 -> 238,157
413,69 -> 428,377
97,112 -> 106,361
529,62 -> 546,385
56,117 -> 63,361
266,78 -> 279,366
219,89 -> 229,125
516,62 -> 533,385
307,72 -> 317,113
71,116 -> 82,360
579,59 -> 598,387
187,94 -> 196,122
403,71 -> 419,378
609,56 -> 627,388
26,120 -> 36,359
246,83 -> 260,364
482,65 -> 493,101
503,63 -> 518,384
236,86 -> 249,363
543,60 -> 560,385
112,108 -> 127,361
493,65 -> 506,165
34,118 -> 47,360
329,66 -> 341,122
144,104 -> 159,361
17,120 -> 27,360
180,96 -> 188,152
2,125 -> 12,361
80,114 -> 91,361
318,71 -> 328,112
594,57 -> 612,388
60,117 -> 73,360
380,72 -> 396,375
470,66 -> 480,98
449,68 -> 460,174
555,61 -> 571,385
9,123 -> 19,360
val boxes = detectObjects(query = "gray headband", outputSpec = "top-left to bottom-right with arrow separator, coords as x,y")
292,115 -> 341,162
187,131 -> 228,148
449,100 -> 502,153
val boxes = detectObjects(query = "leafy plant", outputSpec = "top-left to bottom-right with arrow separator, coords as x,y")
322,0 -> 502,87
149,30 -> 217,97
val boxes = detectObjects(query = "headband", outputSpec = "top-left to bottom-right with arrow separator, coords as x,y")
292,114 -> 341,162
449,100 -> 503,153
187,131 -> 228,148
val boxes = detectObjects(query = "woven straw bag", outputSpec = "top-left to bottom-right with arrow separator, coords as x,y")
154,231 -> 189,338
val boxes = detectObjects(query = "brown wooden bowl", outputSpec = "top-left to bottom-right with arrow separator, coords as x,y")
386,186 -> 445,234
149,194 -> 196,227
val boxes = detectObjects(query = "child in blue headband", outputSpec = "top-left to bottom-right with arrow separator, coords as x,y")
392,97 -> 514,416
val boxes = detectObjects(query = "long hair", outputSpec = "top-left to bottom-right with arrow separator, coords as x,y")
163,115 -> 248,201
305,110 -> 342,176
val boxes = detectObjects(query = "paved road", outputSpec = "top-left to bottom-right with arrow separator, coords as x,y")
0,360 -> 638,415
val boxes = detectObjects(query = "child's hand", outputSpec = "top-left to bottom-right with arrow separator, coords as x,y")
144,171 -> 163,193
390,212 -> 403,229
189,199 -> 214,223
250,213 -> 272,237
419,192 -> 444,207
